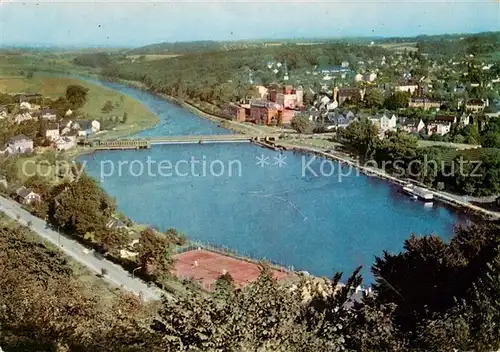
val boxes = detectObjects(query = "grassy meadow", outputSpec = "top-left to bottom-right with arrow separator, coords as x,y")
0,74 -> 159,137
378,42 -> 418,52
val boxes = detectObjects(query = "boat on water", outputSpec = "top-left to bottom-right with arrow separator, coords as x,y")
402,183 -> 434,203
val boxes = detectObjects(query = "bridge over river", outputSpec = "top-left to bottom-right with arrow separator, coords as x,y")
82,134 -> 282,150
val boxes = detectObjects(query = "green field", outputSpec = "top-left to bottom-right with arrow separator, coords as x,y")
126,54 -> 180,61
0,74 -> 159,136
378,42 -> 418,52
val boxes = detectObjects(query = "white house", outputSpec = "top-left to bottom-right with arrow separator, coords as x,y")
72,120 -> 100,137
354,73 -> 364,83
427,123 -> 451,136
370,113 -> 397,135
16,186 -> 41,205
459,114 -> 473,127
427,115 -> 457,136
55,136 -> 77,151
0,106 -> 7,119
365,73 -> 377,82
91,120 -> 101,133
20,102 -> 31,110
465,99 -> 487,113
75,120 -> 92,137
45,123 -> 60,141
399,118 -> 425,134
13,112 -> 34,124
40,109 -> 57,121
395,83 -> 418,94
7,134 -> 33,154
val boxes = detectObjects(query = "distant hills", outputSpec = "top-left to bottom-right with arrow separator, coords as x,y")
128,31 -> 500,55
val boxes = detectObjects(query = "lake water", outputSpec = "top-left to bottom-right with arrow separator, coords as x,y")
81,80 -> 461,282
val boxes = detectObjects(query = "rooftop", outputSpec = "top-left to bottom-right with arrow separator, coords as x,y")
16,186 -> 33,199
47,123 -> 59,130
74,120 -> 92,130
434,115 -> 456,123
8,134 -> 31,143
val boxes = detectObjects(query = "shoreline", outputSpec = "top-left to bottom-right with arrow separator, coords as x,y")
276,142 -> 500,221
84,76 -> 500,222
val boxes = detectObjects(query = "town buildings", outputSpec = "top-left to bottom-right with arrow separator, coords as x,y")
40,109 -> 57,121
427,115 -> 457,136
0,106 -> 7,119
334,87 -> 366,105
328,110 -> 357,129
46,123 -> 60,140
465,99 -> 488,113
408,98 -> 442,110
365,72 -> 377,82
16,186 -> 41,205
398,117 -> 425,134
13,111 -> 34,124
249,99 -> 279,125
224,103 -> 248,122
369,113 -> 397,135
395,81 -> 419,94
7,135 -> 33,154
72,120 -> 101,137
55,136 -> 77,151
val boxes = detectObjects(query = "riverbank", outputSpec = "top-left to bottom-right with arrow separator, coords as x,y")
87,76 -> 500,222
0,74 -> 160,139
276,140 -> 500,221
99,77 -> 291,137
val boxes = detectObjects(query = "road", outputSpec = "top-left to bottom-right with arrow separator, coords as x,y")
0,195 -> 167,302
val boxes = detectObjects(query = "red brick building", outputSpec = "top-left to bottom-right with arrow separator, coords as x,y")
250,100 -> 279,125
224,103 -> 248,122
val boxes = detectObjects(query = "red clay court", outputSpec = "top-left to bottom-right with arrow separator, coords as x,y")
173,249 -> 289,291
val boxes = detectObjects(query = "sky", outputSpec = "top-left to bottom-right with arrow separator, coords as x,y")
0,0 -> 499,47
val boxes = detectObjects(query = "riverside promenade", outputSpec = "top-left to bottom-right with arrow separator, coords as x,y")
277,142 -> 500,221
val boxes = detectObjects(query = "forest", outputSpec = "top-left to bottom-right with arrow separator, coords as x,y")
74,43 -> 390,107
1,213 -> 500,351
337,119 -> 500,197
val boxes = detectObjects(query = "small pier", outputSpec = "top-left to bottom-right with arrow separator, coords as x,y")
402,184 -> 434,202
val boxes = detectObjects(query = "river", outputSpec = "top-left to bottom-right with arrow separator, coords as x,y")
80,79 -> 462,282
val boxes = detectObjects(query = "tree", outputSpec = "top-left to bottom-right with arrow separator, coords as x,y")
101,100 -> 114,113
481,131 -> 500,148
364,88 -> 385,109
137,228 -> 174,280
384,91 -> 410,110
276,114 -> 283,127
291,115 -> 314,134
372,224 -> 500,343
0,223 -> 160,351
340,119 -> 379,161
460,124 -> 481,145
49,174 -> 115,237
214,272 -> 235,301
65,85 -> 89,109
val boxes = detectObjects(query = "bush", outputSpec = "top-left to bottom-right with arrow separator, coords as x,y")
291,115 -> 314,134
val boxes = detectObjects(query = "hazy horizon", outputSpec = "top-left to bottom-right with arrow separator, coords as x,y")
0,0 -> 499,47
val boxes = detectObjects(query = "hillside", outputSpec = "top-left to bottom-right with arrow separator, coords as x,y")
128,40 -> 234,55
128,31 -> 500,56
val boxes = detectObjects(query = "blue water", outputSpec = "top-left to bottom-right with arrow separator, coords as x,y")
82,78 -> 229,137
80,80 -> 461,282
